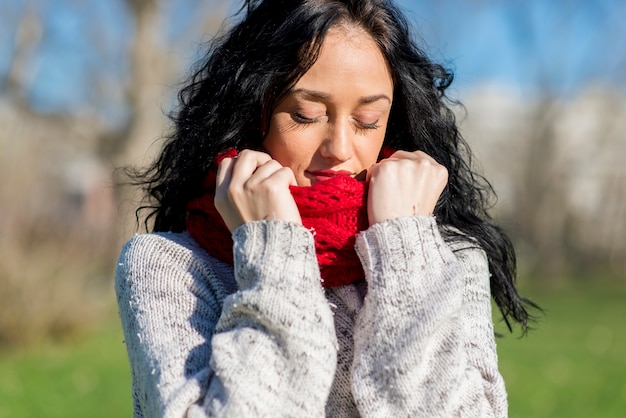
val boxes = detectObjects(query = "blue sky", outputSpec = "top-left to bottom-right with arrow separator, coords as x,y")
396,0 -> 625,95
1,0 -> 624,119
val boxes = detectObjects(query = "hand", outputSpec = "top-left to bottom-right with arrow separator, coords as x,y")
367,150 -> 448,226
214,149 -> 302,232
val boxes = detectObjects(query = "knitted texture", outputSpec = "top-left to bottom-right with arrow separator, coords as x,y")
186,148 -> 392,287
290,176 -> 368,286
115,217 -> 508,417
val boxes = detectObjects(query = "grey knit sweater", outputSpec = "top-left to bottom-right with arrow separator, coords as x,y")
115,216 -> 507,417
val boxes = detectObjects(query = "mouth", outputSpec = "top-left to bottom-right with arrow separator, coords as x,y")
306,169 -> 355,184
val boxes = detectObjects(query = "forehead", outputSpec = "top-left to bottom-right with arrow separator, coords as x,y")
294,26 -> 394,97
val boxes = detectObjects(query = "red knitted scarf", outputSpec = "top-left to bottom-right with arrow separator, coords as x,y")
186,148 -> 392,287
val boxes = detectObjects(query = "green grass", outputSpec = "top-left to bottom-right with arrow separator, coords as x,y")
0,279 -> 624,417
0,325 -> 132,418
496,279 -> 626,418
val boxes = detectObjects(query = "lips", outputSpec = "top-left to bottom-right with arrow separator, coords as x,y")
306,169 -> 355,183
308,169 -> 354,177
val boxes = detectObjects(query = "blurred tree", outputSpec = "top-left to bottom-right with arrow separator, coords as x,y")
507,1 -> 625,277
0,0 -> 230,347
1,0 -> 624,347
457,1 -> 626,278
3,4 -> 42,108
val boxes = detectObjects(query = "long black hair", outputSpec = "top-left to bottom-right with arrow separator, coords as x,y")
129,0 -> 537,331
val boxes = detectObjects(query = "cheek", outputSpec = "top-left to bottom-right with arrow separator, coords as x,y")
361,132 -> 387,165
262,121 -> 287,157
263,115 -> 298,160
262,130 -> 309,168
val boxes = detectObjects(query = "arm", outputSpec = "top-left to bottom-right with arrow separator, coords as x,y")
351,216 -> 507,417
115,222 -> 337,418
206,221 -> 337,416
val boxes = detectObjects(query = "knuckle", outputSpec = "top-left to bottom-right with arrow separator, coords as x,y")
241,180 -> 255,194
227,184 -> 243,201
276,166 -> 294,177
376,160 -> 395,174
256,181 -> 281,198
265,159 -> 282,170
437,166 -> 449,185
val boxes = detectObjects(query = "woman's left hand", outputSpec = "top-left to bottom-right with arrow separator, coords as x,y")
366,150 -> 448,226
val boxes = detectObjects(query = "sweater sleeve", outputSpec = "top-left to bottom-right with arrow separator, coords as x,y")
351,216 -> 507,417
115,222 -> 337,418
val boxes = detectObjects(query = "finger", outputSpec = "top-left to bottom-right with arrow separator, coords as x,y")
365,162 -> 377,182
365,155 -> 404,182
244,165 -> 298,197
389,149 -> 437,163
387,149 -> 415,160
272,166 -> 298,187
214,157 -> 238,226
230,149 -> 272,186
366,149 -> 417,181
216,157 -> 235,190
255,160 -> 298,186
243,159 -> 285,187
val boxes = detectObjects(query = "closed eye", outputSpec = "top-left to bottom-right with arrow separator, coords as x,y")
356,119 -> 380,130
292,112 -> 319,124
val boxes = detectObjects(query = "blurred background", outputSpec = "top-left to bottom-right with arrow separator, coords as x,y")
0,0 -> 624,416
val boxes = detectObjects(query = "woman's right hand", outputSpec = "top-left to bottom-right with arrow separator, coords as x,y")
214,149 -> 302,232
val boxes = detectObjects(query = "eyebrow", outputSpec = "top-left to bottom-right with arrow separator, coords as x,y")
291,88 -> 391,104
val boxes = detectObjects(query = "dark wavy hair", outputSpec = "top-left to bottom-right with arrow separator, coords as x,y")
129,0 -> 537,331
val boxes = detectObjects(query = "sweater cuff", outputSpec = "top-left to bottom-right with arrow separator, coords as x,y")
232,220 -> 320,290
355,216 -> 455,289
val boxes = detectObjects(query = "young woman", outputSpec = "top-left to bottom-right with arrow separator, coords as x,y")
116,0 -> 534,416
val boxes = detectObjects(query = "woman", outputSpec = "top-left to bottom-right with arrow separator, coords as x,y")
116,0 -> 535,416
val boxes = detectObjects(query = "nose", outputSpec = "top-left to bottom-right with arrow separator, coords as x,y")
320,117 -> 353,164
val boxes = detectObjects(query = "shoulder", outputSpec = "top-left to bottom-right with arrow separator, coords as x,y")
119,231 -> 206,260
115,231 -> 236,298
117,232 -> 203,283
439,225 -> 489,275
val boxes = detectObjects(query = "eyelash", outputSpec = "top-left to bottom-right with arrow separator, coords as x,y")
292,112 -> 380,132
356,121 -> 380,131
292,112 -> 316,124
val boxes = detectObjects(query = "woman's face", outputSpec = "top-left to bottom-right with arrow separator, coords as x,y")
262,26 -> 394,186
